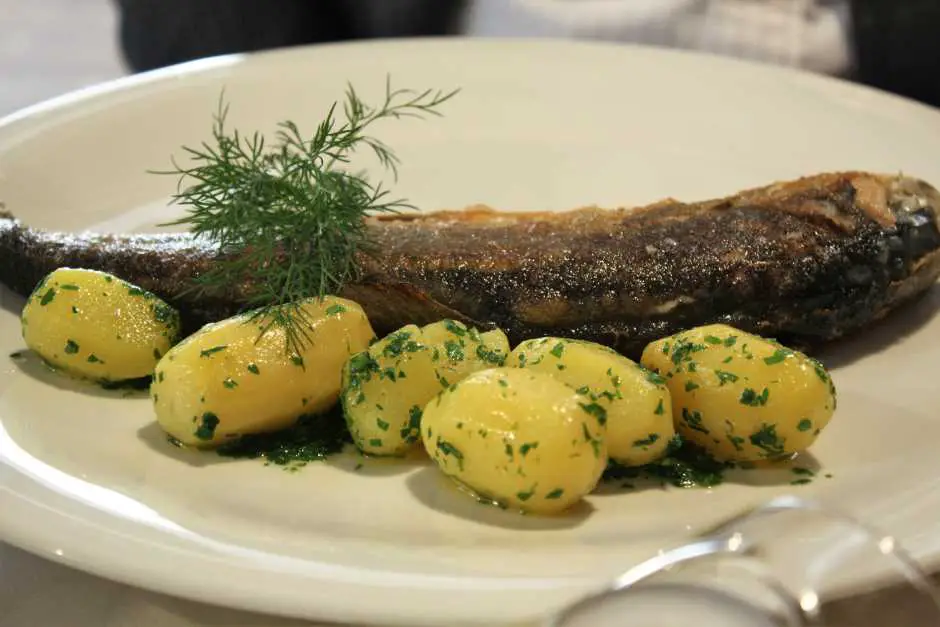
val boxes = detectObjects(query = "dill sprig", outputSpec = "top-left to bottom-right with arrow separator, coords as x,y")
155,77 -> 459,354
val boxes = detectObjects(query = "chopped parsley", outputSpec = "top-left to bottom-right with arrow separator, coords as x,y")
152,302 -> 176,324
811,360 -> 830,383
475,344 -> 505,366
545,488 -> 565,500
740,387 -> 770,407
247,363 -> 260,374
519,442 -> 539,456
579,402 -> 608,426
797,418 -> 813,432
215,410 -> 349,466
381,330 -> 420,359
749,423 -> 786,458
87,354 -> 103,364
684,380 -> 699,392
442,320 -> 467,336
715,370 -> 739,385
581,422 -> 593,443
704,335 -> 723,345
644,369 -> 666,385
223,377 -> 238,389
60,284 -> 79,291
681,408 -> 709,434
550,342 -> 565,358
325,304 -> 347,316
633,433 -> 660,448
444,339 -> 464,361
436,438 -> 465,469
654,399 -> 665,415
516,487 -> 536,502
39,288 -> 56,306
763,349 -> 792,365
603,435 -> 730,488
64,339 -> 79,354
199,345 -> 228,358
670,338 -> 705,365
290,355 -> 305,367
400,405 -> 422,443
194,412 -> 220,441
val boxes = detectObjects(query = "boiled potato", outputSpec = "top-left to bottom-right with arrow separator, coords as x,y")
641,324 -> 836,462
340,319 -> 511,457
21,267 -> 181,382
153,296 -> 374,447
511,337 -> 674,466
419,319 -> 511,380
421,367 -> 608,514
341,325 -> 439,456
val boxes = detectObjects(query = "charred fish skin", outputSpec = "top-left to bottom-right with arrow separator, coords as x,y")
1,172 -> 939,359
361,172 -> 940,356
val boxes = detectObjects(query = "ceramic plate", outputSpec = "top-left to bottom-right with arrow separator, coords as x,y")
1,39 -> 940,626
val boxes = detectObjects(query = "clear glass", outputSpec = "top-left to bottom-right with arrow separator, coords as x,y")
546,496 -> 940,627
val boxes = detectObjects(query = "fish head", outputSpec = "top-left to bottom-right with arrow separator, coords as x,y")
885,176 -> 940,264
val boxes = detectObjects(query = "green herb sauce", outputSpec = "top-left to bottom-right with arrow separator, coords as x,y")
603,436 -> 730,488
215,411 -> 350,465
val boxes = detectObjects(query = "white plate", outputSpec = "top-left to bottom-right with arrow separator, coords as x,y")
1,38 -> 940,627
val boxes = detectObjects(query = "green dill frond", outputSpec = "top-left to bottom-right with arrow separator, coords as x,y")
153,77 -> 459,354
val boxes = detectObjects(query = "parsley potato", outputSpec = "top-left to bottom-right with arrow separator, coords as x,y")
422,367 -> 608,514
21,267 -> 181,382
511,338 -> 674,466
152,296 -> 374,447
340,319 -> 510,456
641,324 -> 836,462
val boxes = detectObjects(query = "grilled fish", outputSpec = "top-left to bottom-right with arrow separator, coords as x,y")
1,172 -> 939,359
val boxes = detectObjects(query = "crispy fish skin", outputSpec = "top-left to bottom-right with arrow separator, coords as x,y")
1,172 -> 939,358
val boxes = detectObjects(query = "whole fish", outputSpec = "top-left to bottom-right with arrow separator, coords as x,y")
1,172 -> 938,359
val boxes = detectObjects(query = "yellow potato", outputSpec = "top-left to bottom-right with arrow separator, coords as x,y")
511,337 -> 674,466
421,367 -> 608,514
419,319 -> 511,381
21,268 -> 181,382
340,319 -> 511,457
341,325 -> 438,456
641,324 -> 836,462
153,296 -> 374,447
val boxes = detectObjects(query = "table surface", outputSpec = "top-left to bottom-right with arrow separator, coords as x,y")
1,1 -> 937,626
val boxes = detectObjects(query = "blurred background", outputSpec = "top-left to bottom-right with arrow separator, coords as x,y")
2,0 -> 939,115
